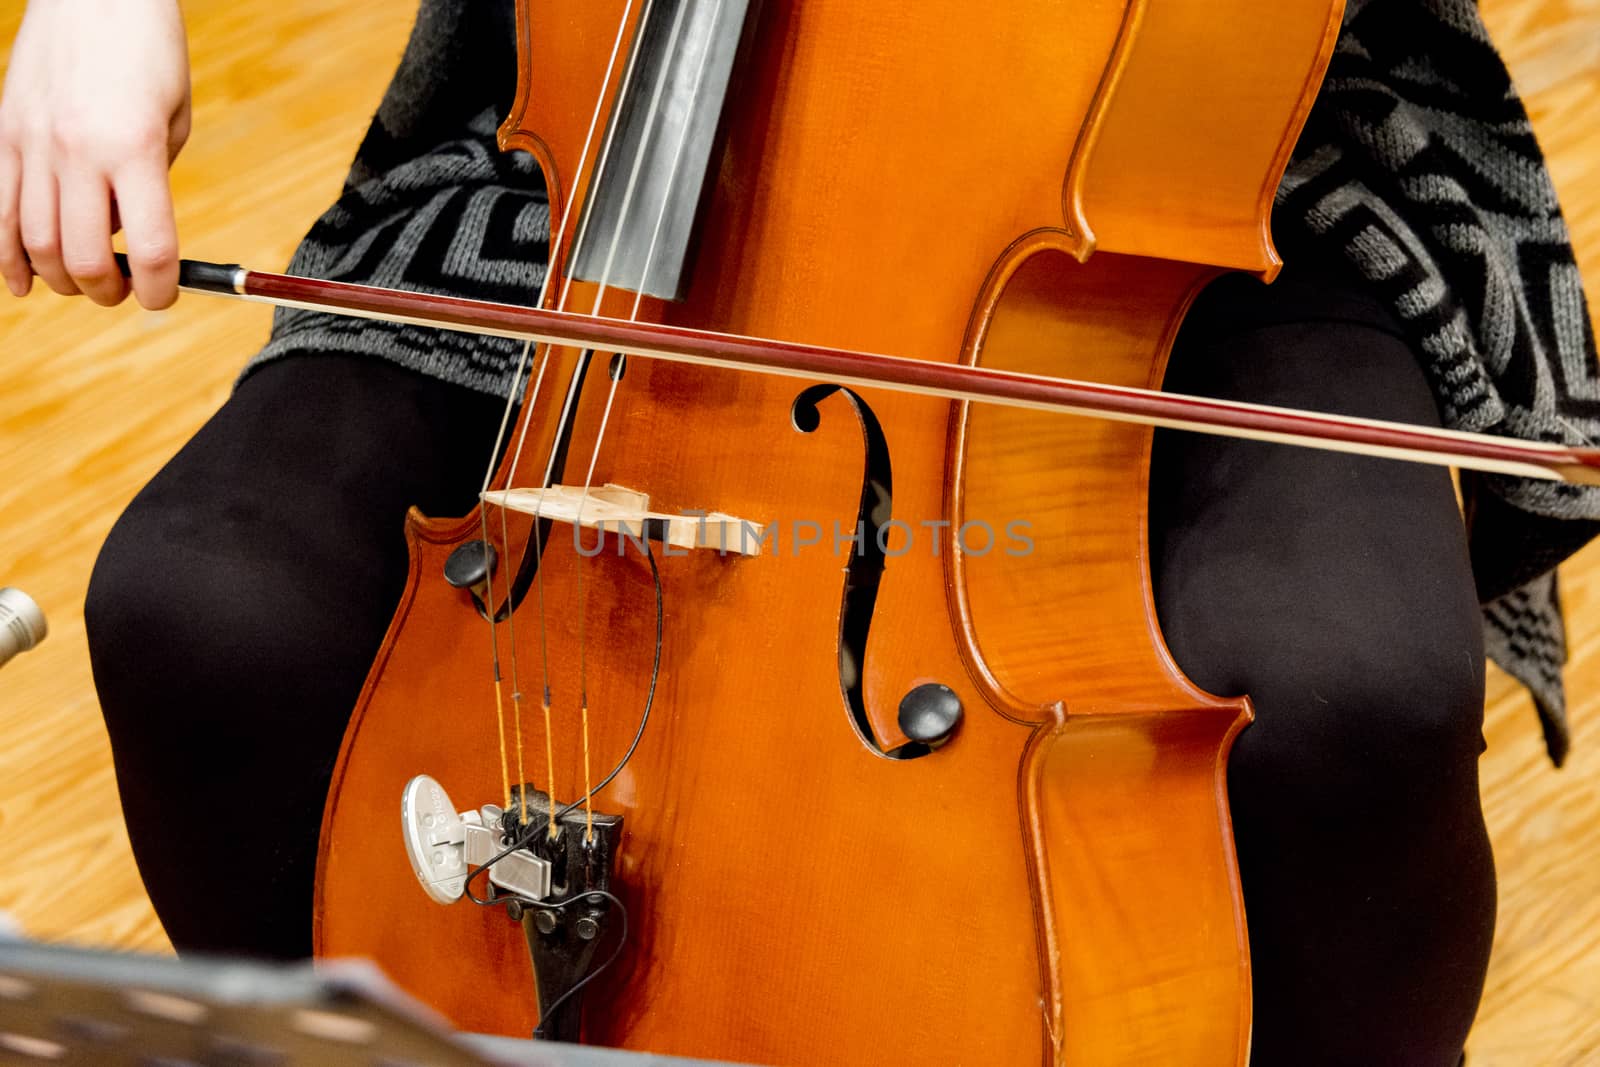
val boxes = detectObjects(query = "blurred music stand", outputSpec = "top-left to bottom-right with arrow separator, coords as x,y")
0,937 -> 734,1066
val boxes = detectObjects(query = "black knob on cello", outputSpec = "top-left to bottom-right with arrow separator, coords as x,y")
897,683 -> 963,747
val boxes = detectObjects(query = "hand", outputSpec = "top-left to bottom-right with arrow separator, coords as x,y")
0,0 -> 191,308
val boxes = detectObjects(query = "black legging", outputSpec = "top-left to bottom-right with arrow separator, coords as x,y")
1151,267 -> 1492,1066
85,266 -> 1493,1066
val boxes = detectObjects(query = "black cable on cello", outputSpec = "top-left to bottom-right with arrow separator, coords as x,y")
552,537 -> 663,823
528,889 -> 630,1040
463,537 -> 663,900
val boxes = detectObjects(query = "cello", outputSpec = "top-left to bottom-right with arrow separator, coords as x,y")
300,1 -> 1347,1063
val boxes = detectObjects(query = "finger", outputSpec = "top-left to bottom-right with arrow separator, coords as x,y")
59,168 -> 126,306
19,153 -> 77,296
110,152 -> 177,309
0,147 -> 29,296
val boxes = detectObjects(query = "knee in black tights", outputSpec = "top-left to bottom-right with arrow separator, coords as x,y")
86,354 -> 507,957
1170,540 -> 1488,808
87,495 -> 378,956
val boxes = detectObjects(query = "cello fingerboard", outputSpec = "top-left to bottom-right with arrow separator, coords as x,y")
569,0 -> 757,301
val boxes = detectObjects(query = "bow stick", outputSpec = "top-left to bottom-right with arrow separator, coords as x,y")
117,254 -> 1600,487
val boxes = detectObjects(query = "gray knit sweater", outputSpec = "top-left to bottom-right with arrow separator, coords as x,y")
246,0 -> 1600,763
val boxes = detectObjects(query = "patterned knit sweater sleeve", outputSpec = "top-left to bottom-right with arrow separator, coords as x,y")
243,0 -> 1600,764
1274,0 -> 1600,763
244,0 -> 549,396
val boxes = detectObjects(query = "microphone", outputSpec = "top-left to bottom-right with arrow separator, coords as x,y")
0,588 -> 47,669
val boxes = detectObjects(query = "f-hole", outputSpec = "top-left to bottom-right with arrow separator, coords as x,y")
792,385 -> 931,761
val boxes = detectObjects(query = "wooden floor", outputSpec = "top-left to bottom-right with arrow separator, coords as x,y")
0,2 -> 1595,1062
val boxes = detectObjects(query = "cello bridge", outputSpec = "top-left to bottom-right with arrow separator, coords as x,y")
482,483 -> 762,556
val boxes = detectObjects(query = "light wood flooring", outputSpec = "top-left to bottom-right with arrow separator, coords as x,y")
0,2 -> 1596,1062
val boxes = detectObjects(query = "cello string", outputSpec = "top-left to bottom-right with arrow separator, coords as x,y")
495,349 -> 549,822
569,0 -> 730,841
499,0 -> 657,545
476,419 -> 517,809
484,0 -> 651,835
525,0 -> 665,841
565,0 -> 696,840
492,354 -> 532,820
480,0 -> 690,837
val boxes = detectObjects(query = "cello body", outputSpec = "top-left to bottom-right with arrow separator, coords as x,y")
315,3 -> 1344,1063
